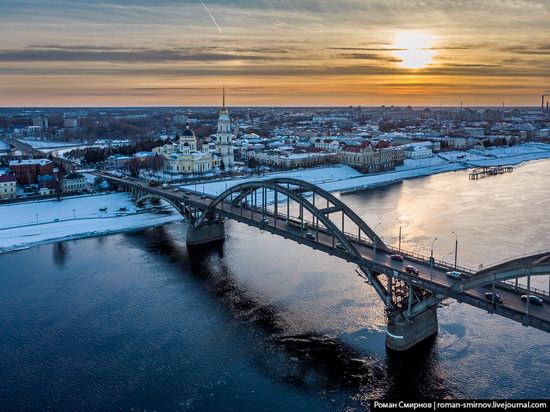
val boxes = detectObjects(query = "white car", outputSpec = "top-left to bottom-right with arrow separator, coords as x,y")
446,271 -> 462,279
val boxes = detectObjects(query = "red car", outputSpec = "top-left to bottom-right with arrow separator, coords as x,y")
390,254 -> 404,261
405,265 -> 419,275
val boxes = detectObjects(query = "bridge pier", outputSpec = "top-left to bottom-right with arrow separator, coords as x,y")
186,220 -> 226,246
385,307 -> 438,351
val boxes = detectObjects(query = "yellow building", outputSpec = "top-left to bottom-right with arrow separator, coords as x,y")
153,123 -> 220,175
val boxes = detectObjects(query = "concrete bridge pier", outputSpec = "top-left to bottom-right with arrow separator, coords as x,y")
186,220 -> 226,246
385,307 -> 438,351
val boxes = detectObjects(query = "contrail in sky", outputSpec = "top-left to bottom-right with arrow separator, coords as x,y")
200,0 -> 223,33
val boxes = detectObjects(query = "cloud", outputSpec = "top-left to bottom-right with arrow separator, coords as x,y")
0,45 -> 281,63
339,53 -> 401,62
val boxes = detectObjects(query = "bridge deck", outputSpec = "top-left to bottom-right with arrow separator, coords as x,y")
103,175 -> 550,333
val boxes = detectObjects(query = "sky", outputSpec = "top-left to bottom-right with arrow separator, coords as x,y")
0,0 -> 549,107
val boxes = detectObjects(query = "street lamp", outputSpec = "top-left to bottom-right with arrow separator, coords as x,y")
395,218 -> 402,252
373,222 -> 382,256
72,208 -> 76,219
452,231 -> 458,269
430,237 -> 438,282
444,251 -> 454,265
35,214 -> 39,224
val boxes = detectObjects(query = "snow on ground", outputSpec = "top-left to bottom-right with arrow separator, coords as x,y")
323,163 -> 464,193
0,193 -> 182,253
181,165 -> 362,197
82,173 -> 97,185
466,143 -> 550,167
182,161 -> 463,198
182,143 -> 550,200
19,139 -> 83,149
398,156 -> 448,169
439,143 -> 550,167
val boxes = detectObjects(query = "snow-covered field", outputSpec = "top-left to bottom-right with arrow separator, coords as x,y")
0,193 -> 182,253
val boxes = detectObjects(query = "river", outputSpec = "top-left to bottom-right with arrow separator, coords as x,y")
0,160 -> 549,410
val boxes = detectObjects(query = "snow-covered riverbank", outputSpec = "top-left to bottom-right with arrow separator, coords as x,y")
0,193 -> 182,253
183,143 -> 550,197
2,143 -> 549,253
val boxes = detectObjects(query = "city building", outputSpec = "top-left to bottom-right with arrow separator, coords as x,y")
62,172 -> 87,193
9,159 -> 54,185
107,154 -> 132,170
215,87 -> 235,168
339,142 -> 404,173
174,114 -> 188,125
402,143 -> 433,159
63,118 -> 80,128
32,117 -> 48,129
250,149 -> 338,168
0,174 -> 17,200
314,138 -> 340,152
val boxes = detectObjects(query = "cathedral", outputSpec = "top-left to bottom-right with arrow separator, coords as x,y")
153,88 -> 235,175
153,122 -> 219,175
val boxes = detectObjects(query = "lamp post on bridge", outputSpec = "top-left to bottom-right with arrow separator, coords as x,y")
444,251 -> 454,266
396,218 -> 402,252
452,231 -> 458,269
373,222 -> 382,257
430,237 -> 438,283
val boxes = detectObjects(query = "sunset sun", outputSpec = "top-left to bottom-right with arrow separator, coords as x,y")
393,32 -> 436,69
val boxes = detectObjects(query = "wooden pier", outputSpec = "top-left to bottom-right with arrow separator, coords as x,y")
469,166 -> 513,180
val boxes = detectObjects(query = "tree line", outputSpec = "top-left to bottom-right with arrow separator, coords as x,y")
63,139 -> 166,164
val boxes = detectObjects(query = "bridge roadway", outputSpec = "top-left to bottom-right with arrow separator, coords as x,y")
104,175 -> 550,333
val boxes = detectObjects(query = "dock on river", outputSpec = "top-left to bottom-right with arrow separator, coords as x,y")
469,166 -> 513,180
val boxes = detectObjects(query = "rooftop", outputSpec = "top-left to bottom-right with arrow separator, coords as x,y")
9,159 -> 52,166
0,174 -> 16,182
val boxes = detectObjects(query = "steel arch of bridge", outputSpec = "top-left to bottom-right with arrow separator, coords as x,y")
456,252 -> 550,292
195,177 -> 389,254
134,193 -> 196,223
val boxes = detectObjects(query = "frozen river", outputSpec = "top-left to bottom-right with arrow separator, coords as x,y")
0,160 -> 548,410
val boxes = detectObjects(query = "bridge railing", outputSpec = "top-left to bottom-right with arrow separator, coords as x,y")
500,280 -> 549,297
254,207 -> 479,274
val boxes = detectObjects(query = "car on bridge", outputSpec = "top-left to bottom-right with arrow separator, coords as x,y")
405,265 -> 419,275
260,217 -> 269,225
305,232 -> 316,240
484,292 -> 503,303
336,241 -> 346,250
390,254 -> 404,261
446,271 -> 462,279
521,295 -> 544,305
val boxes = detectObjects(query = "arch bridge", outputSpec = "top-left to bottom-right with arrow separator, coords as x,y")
103,174 -> 550,351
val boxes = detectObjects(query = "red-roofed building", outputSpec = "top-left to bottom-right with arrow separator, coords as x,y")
9,159 -> 54,185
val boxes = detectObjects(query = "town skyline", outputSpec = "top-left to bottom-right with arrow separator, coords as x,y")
0,0 -> 549,107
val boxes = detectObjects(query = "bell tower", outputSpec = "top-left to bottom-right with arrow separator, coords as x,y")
215,86 -> 235,168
